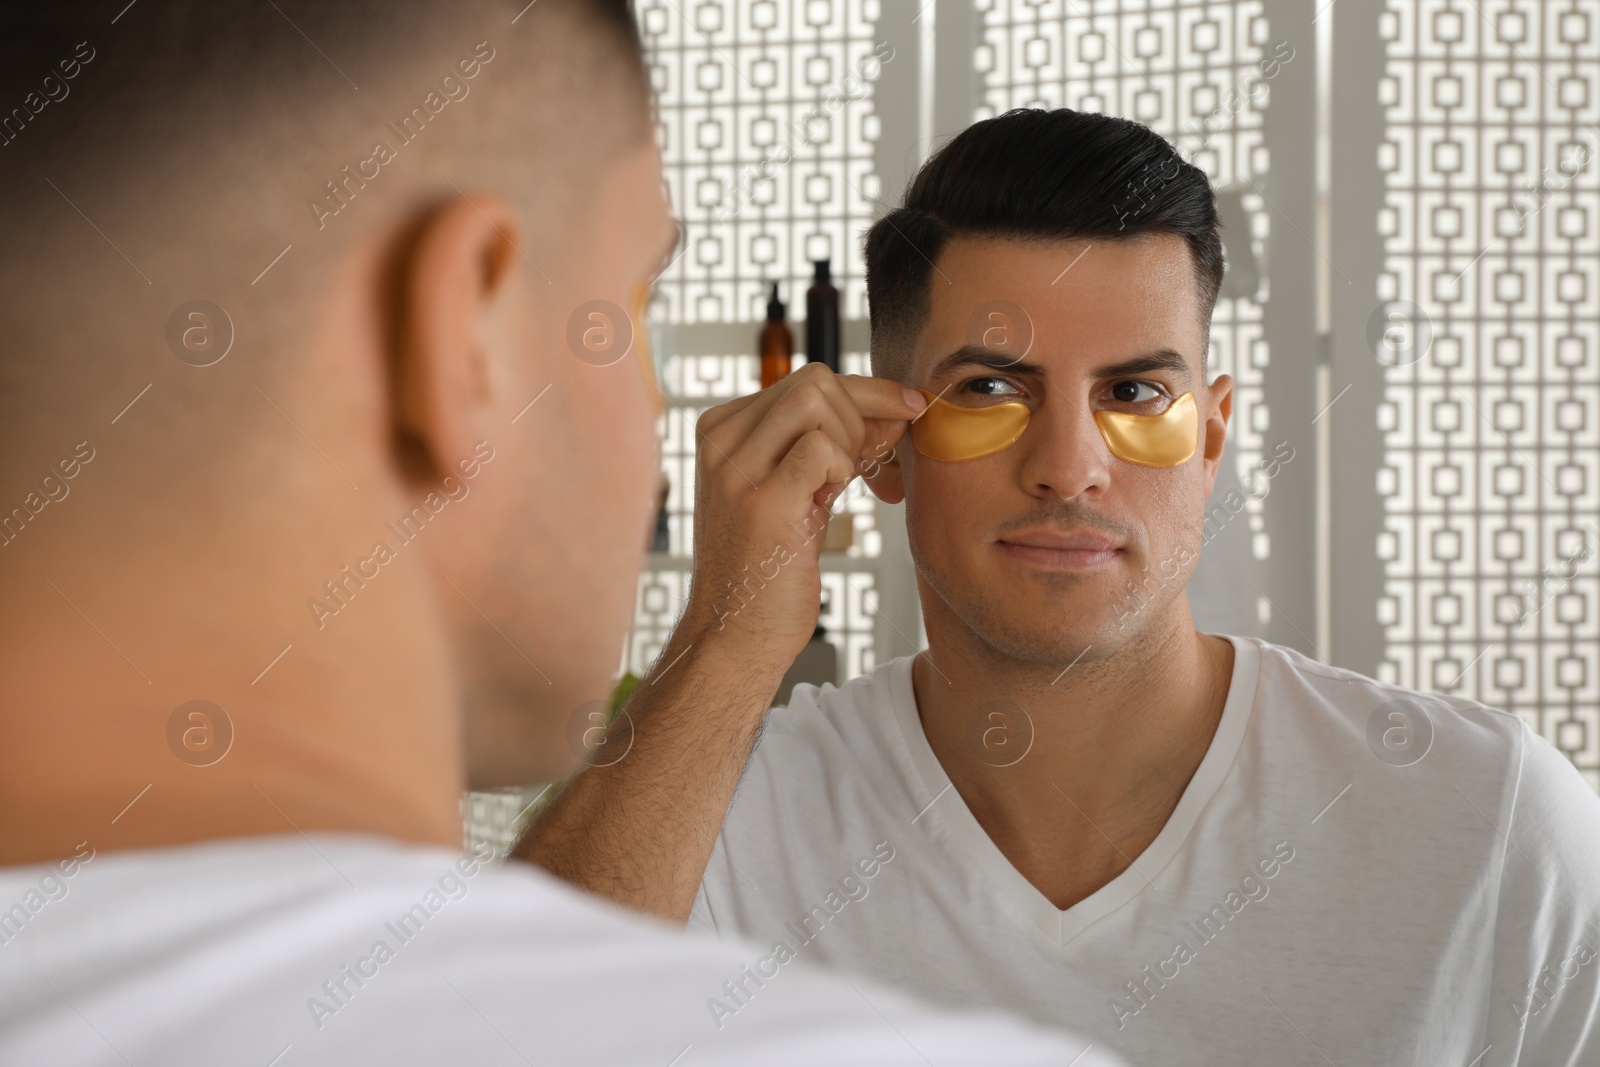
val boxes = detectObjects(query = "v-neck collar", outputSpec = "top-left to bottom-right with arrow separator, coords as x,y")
886,633 -> 1261,947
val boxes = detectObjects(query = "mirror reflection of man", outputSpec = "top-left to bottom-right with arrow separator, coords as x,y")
0,6 -> 1124,1064
521,108 -> 1600,1064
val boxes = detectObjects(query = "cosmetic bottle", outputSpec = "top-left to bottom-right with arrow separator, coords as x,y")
805,259 -> 839,371
759,281 -> 794,390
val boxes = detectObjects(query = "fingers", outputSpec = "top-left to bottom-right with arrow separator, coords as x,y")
693,387 -> 767,439
771,429 -> 859,517
681,366 -> 924,656
861,410 -> 913,459
698,365 -> 923,485
730,377 -> 858,487
695,363 -> 835,441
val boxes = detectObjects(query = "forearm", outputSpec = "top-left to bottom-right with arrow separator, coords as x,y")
511,625 -> 781,924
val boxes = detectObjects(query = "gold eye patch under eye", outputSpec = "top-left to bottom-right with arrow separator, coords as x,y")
908,388 -> 1199,467
909,390 -> 1031,462
631,282 -> 662,411
1093,391 -> 1198,467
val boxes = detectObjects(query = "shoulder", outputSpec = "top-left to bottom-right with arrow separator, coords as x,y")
1241,633 -> 1533,759
1241,634 -> 1600,869
1501,714 -> 1600,866
742,654 -> 913,785
762,654 -> 909,742
699,658 -> 923,918
0,834 -> 1115,1066
1485,719 -> 1600,1050
311,842 -> 1117,1066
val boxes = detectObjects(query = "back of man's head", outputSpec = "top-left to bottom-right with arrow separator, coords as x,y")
0,0 -> 678,863
0,0 -> 646,472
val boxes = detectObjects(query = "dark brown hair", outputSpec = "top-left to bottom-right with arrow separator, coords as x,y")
865,107 -> 1224,384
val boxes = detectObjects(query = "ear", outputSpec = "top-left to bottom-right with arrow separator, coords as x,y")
1200,372 -> 1234,495
861,424 -> 908,505
393,191 -> 520,479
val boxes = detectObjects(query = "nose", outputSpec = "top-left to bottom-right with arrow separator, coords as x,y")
1013,382 -> 1113,501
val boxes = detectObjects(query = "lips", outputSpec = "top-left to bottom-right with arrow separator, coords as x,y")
994,528 -> 1124,571
998,529 -> 1123,552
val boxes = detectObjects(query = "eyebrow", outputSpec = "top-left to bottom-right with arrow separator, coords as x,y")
926,345 -> 1195,384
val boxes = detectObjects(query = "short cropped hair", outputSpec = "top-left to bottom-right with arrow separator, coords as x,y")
0,0 -> 649,463
865,108 -> 1225,384
0,1 -> 642,131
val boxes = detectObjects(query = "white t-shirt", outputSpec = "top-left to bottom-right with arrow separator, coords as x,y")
0,832 -> 1124,1066
690,633 -> 1600,1066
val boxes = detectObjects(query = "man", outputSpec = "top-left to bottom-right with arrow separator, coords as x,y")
520,109 -> 1600,1063
0,6 -> 1123,1064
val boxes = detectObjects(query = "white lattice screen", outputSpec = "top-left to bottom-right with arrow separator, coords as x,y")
1368,0 -> 1600,787
629,0 -> 895,684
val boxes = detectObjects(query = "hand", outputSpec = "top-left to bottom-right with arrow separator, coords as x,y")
680,363 -> 926,666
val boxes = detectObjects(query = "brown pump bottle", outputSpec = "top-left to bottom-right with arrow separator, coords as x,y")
759,280 -> 794,390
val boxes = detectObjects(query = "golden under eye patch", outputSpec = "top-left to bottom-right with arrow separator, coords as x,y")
632,281 -> 662,411
909,388 -> 1198,468
908,391 -> 1031,461
1093,391 -> 1198,467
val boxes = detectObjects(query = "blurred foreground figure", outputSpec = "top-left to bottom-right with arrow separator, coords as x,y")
0,3 -> 1124,1064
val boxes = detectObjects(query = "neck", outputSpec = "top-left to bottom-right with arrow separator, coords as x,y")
0,494 -> 464,868
912,596 -> 1233,910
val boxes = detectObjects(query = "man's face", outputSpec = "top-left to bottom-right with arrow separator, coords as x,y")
899,233 -> 1232,664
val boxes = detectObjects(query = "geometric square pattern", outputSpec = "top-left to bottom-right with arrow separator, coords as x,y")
629,0 -> 890,683
637,0 -> 885,324
1376,0 -> 1600,789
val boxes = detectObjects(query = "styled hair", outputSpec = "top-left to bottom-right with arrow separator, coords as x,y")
864,107 -> 1224,384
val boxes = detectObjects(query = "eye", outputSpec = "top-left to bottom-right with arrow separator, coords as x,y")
960,375 -> 1025,399
1108,380 -> 1165,405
